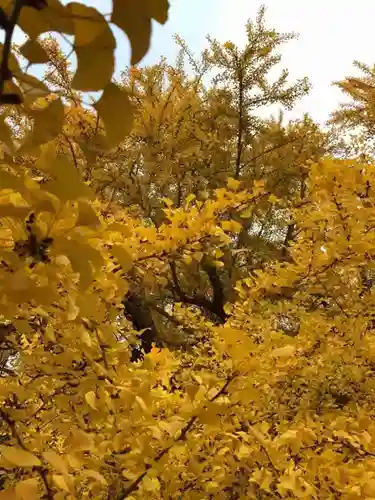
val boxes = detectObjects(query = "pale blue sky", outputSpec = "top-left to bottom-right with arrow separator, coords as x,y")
14,0 -> 375,124
141,0 -> 375,125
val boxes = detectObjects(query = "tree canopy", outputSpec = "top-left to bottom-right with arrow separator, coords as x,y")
0,2 -> 374,499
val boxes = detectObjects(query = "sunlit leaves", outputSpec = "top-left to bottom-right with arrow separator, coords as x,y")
56,236 -> 102,289
227,177 -> 241,191
0,5 -> 374,499
142,475 -> 161,493
85,390 -> 97,410
65,429 -> 94,452
221,219 -> 242,233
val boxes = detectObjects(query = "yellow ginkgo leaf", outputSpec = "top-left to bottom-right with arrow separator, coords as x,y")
55,238 -> 97,289
270,345 -> 296,358
21,98 -> 64,150
66,296 -> 79,321
363,479 -> 375,496
0,446 -> 41,467
19,39 -> 50,64
221,220 -> 243,233
268,194 -> 279,204
82,469 -> 107,484
112,0 -> 169,64
0,205 -> 30,220
240,206 -> 253,218
43,156 -> 93,201
111,0 -> 151,66
112,245 -> 133,273
227,177 -> 241,191
135,395 -> 148,412
94,83 -> 134,148
111,0 -> 168,65
72,26 -> 115,91
44,324 -> 56,343
18,1 -> 74,39
213,260 -> 225,268
80,328 -> 92,347
142,475 -> 161,493
149,0 -> 170,23
0,489 -> 15,500
52,474 -> 70,492
68,2 -> 107,46
161,197 -> 173,207
184,193 -> 196,208
65,429 -> 93,452
77,201 -> 100,227
16,73 -> 50,104
15,478 -> 39,500
85,391 -> 97,410
35,142 -> 57,172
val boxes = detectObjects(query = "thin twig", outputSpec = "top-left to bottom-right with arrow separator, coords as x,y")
0,408 -> 54,499
116,373 -> 237,499
63,133 -> 79,169
0,0 -> 24,98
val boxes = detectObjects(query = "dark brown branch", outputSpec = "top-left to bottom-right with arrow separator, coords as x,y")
0,0 -> 24,102
123,292 -> 159,361
170,260 -> 226,324
235,66 -> 244,179
281,222 -> 296,260
201,258 -> 228,323
169,260 -> 187,300
145,299 -> 197,337
242,136 -> 301,170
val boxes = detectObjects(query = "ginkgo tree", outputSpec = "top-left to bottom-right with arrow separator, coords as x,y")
0,2 -> 375,500
22,12 -> 332,356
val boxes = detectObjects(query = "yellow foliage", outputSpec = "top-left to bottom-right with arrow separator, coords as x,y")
0,3 -> 375,499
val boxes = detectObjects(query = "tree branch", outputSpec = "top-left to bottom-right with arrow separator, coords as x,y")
116,373 -> 237,499
170,260 -> 226,323
0,408 -> 53,499
235,66 -> 244,179
201,257 -> 228,323
0,0 -> 24,102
